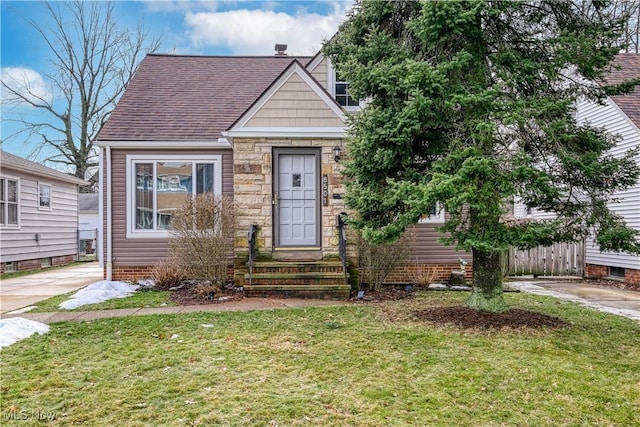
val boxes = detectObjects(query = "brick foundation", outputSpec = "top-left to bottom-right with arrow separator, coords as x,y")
109,266 -> 155,282
1,254 -> 77,274
585,263 -> 640,286
367,263 -> 473,285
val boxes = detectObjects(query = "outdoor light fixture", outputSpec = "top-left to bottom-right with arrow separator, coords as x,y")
333,146 -> 341,162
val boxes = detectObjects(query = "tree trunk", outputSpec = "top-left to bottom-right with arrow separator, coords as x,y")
466,249 -> 509,313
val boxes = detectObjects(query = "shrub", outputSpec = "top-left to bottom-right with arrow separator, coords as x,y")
168,194 -> 236,291
151,258 -> 186,290
358,229 -> 413,291
408,261 -> 437,287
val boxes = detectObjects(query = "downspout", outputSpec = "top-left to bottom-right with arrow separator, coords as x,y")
98,147 -> 104,269
106,145 -> 113,281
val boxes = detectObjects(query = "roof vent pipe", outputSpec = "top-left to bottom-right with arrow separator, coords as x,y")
275,44 -> 287,56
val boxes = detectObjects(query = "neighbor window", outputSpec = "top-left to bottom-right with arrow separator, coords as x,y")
127,155 -> 222,237
38,183 -> 51,210
418,202 -> 445,224
0,177 -> 19,227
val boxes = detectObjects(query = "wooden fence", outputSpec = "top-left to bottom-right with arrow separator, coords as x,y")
507,241 -> 585,277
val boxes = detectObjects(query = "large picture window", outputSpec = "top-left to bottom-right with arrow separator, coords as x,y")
127,155 -> 222,237
0,177 -> 19,227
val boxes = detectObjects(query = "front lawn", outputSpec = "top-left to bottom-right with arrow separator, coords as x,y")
28,289 -> 174,313
2,291 -> 639,426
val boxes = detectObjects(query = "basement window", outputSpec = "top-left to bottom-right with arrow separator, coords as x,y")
4,261 -> 16,273
608,266 -> 625,279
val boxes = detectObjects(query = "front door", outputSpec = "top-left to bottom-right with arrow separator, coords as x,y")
274,149 -> 320,247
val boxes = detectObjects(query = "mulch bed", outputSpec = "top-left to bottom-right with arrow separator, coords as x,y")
413,306 -> 568,329
169,286 -> 244,306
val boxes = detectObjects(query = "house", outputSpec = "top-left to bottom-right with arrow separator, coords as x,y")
97,48 -> 470,297
577,54 -> 640,285
78,193 -> 100,261
514,54 -> 640,286
0,150 -> 88,273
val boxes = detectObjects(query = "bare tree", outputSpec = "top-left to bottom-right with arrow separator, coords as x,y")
1,1 -> 161,184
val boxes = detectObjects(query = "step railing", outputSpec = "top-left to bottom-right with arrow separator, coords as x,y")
336,212 -> 348,285
248,224 -> 257,286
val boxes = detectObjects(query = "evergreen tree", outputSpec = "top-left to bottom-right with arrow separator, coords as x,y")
324,0 -> 640,312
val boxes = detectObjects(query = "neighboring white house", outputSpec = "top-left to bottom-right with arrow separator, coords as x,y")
78,193 -> 101,262
514,54 -> 640,286
0,150 -> 88,273
577,54 -> 640,285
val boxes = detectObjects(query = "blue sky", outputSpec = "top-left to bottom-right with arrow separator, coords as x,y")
1,0 -> 352,164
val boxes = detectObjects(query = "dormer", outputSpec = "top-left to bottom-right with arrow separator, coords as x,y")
307,54 -> 364,112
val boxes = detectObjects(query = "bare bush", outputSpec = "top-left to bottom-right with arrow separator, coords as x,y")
358,230 -> 414,290
151,258 -> 186,290
168,194 -> 235,291
408,261 -> 437,287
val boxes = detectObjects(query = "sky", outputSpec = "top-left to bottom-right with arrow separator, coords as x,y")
0,0 -> 353,166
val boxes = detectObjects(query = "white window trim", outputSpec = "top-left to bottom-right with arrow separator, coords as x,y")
0,175 -> 20,229
326,59 -> 365,112
125,154 -> 222,239
37,182 -> 52,211
418,203 -> 445,224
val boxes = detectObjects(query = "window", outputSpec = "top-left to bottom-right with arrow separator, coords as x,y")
335,72 -> 360,108
0,177 -> 19,227
38,183 -> 51,210
418,202 -> 445,224
127,155 -> 222,237
4,262 -> 16,273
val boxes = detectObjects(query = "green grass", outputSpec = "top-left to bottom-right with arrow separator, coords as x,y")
28,289 -> 174,313
2,291 -> 639,426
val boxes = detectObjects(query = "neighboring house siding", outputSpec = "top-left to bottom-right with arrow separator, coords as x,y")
245,73 -> 344,128
577,97 -> 640,270
0,171 -> 79,263
108,148 -> 233,267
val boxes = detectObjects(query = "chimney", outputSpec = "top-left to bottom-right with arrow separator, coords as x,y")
275,44 -> 287,56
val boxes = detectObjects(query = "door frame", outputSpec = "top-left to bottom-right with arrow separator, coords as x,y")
272,147 -> 322,249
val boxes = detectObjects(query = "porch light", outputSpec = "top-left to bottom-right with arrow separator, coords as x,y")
333,146 -> 341,162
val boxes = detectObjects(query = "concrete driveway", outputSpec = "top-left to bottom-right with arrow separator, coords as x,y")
0,262 -> 103,314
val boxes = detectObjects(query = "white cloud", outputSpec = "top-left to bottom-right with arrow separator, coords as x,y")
1,67 -> 53,107
184,1 -> 352,55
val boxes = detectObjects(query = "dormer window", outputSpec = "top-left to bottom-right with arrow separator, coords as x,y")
335,73 -> 359,108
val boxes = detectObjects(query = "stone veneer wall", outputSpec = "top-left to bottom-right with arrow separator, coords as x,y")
233,137 -> 349,263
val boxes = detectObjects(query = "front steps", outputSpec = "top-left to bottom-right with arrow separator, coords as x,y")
243,260 -> 350,299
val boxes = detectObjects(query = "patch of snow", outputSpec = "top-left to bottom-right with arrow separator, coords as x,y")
0,318 -> 49,349
6,305 -> 38,314
428,283 -> 448,290
59,281 -> 139,310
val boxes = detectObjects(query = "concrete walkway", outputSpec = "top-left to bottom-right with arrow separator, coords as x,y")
2,298 -> 347,324
0,262 -> 103,314
507,278 -> 640,321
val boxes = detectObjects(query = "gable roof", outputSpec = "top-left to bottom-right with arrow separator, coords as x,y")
606,53 -> 640,129
0,150 -> 88,186
227,59 -> 346,137
98,54 -> 312,142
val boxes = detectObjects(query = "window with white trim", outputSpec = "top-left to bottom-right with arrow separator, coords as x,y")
127,155 -> 222,237
334,72 -> 360,108
0,177 -> 19,227
418,202 -> 445,224
38,183 -> 51,210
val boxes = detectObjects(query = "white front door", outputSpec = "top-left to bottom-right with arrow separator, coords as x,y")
275,151 -> 319,247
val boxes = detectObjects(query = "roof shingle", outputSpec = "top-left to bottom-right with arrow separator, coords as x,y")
98,54 -> 311,142
607,53 -> 640,129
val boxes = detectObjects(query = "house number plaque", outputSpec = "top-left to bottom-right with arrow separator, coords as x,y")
322,175 -> 329,206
